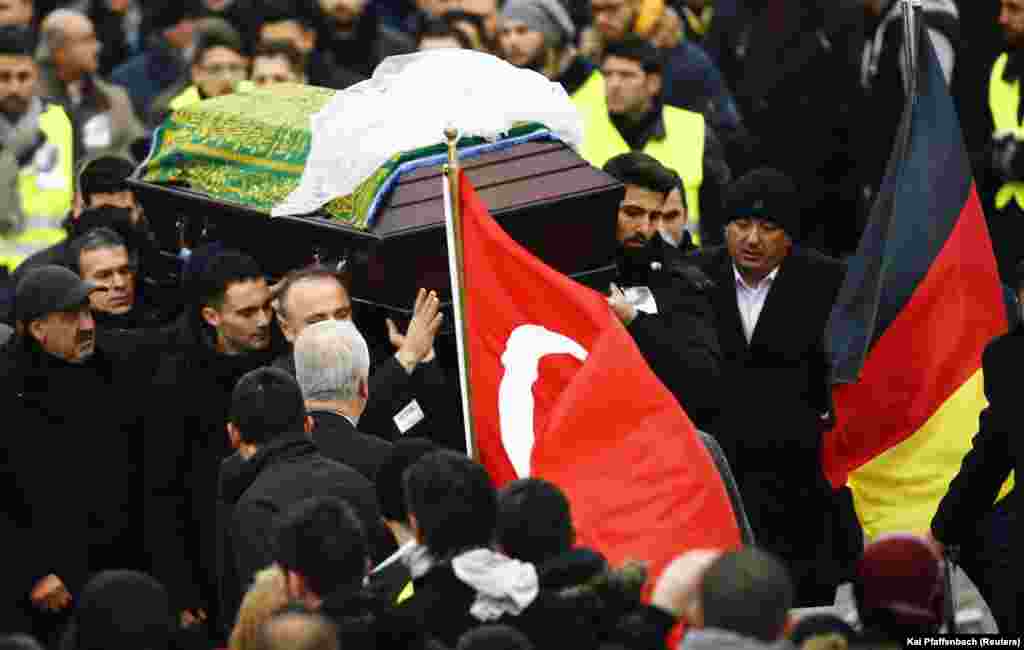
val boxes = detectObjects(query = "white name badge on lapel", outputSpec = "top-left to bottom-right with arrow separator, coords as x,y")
394,399 -> 426,434
623,286 -> 658,315
82,113 -> 113,151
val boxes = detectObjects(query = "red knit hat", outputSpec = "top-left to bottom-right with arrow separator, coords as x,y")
855,534 -> 945,628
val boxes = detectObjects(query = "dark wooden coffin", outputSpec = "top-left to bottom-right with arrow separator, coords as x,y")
129,139 -> 624,315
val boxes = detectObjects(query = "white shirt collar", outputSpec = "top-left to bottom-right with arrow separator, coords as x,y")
733,264 -> 779,292
370,539 -> 418,575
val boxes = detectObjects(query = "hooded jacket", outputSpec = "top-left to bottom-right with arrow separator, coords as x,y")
379,548 -> 604,649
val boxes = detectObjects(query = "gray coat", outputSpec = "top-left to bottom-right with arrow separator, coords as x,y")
36,66 -> 144,165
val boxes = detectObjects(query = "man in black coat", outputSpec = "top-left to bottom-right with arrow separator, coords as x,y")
930,263 -> 1022,634
314,0 -> 415,79
715,0 -> 865,256
273,265 -> 461,450
143,249 -> 283,634
293,317 -> 393,481
0,265 -> 146,637
64,226 -> 168,332
690,168 -> 862,606
217,366 -> 393,633
254,0 -> 366,90
603,152 -> 723,429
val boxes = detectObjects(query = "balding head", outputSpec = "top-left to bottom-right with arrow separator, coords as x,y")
254,613 -> 338,650
39,8 -> 98,78
294,319 -> 370,408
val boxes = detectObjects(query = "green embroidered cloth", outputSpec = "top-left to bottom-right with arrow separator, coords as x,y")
142,83 -> 545,230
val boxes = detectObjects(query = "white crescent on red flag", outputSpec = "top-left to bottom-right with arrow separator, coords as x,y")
457,170 -> 742,586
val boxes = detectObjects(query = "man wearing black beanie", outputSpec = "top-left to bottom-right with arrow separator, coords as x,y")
691,167 -> 863,607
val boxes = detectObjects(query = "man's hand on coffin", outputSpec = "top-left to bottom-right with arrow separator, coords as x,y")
395,288 -> 443,374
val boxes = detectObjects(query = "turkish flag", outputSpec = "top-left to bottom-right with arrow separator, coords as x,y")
458,171 -> 742,586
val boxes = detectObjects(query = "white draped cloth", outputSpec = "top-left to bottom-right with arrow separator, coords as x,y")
271,49 -> 585,218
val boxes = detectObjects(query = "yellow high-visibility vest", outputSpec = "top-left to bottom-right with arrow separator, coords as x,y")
1,102 -> 73,272
572,71 -> 705,241
989,53 -> 1024,210
17,103 -> 74,222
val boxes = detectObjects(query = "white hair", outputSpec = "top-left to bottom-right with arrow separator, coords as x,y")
294,319 -> 370,403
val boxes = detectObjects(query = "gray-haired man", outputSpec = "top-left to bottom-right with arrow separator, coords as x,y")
294,318 -> 393,481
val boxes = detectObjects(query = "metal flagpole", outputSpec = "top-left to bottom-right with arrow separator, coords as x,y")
901,0 -> 924,98
902,0 -> 958,631
442,127 -> 477,460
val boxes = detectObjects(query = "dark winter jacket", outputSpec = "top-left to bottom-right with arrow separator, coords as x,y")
308,410 -> 394,482
379,551 -> 599,650
617,237 -> 723,429
0,338 -> 145,625
315,3 -> 415,80
691,245 -> 861,604
216,431 -> 393,631
143,306 -> 283,621
276,350 -> 462,450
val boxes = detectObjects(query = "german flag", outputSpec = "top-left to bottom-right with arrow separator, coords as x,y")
822,18 -> 1013,539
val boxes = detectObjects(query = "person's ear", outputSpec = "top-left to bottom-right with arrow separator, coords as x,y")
645,71 -> 662,100
28,318 -> 47,345
408,512 -> 424,543
227,422 -> 241,450
689,599 -> 704,628
278,312 -> 295,343
358,376 -> 369,401
201,305 -> 221,329
301,27 -> 316,52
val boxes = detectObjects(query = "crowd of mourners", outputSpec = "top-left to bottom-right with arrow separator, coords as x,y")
0,0 -> 1020,647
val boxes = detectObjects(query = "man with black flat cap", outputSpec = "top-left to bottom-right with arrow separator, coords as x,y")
692,168 -> 863,607
0,265 -> 148,637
